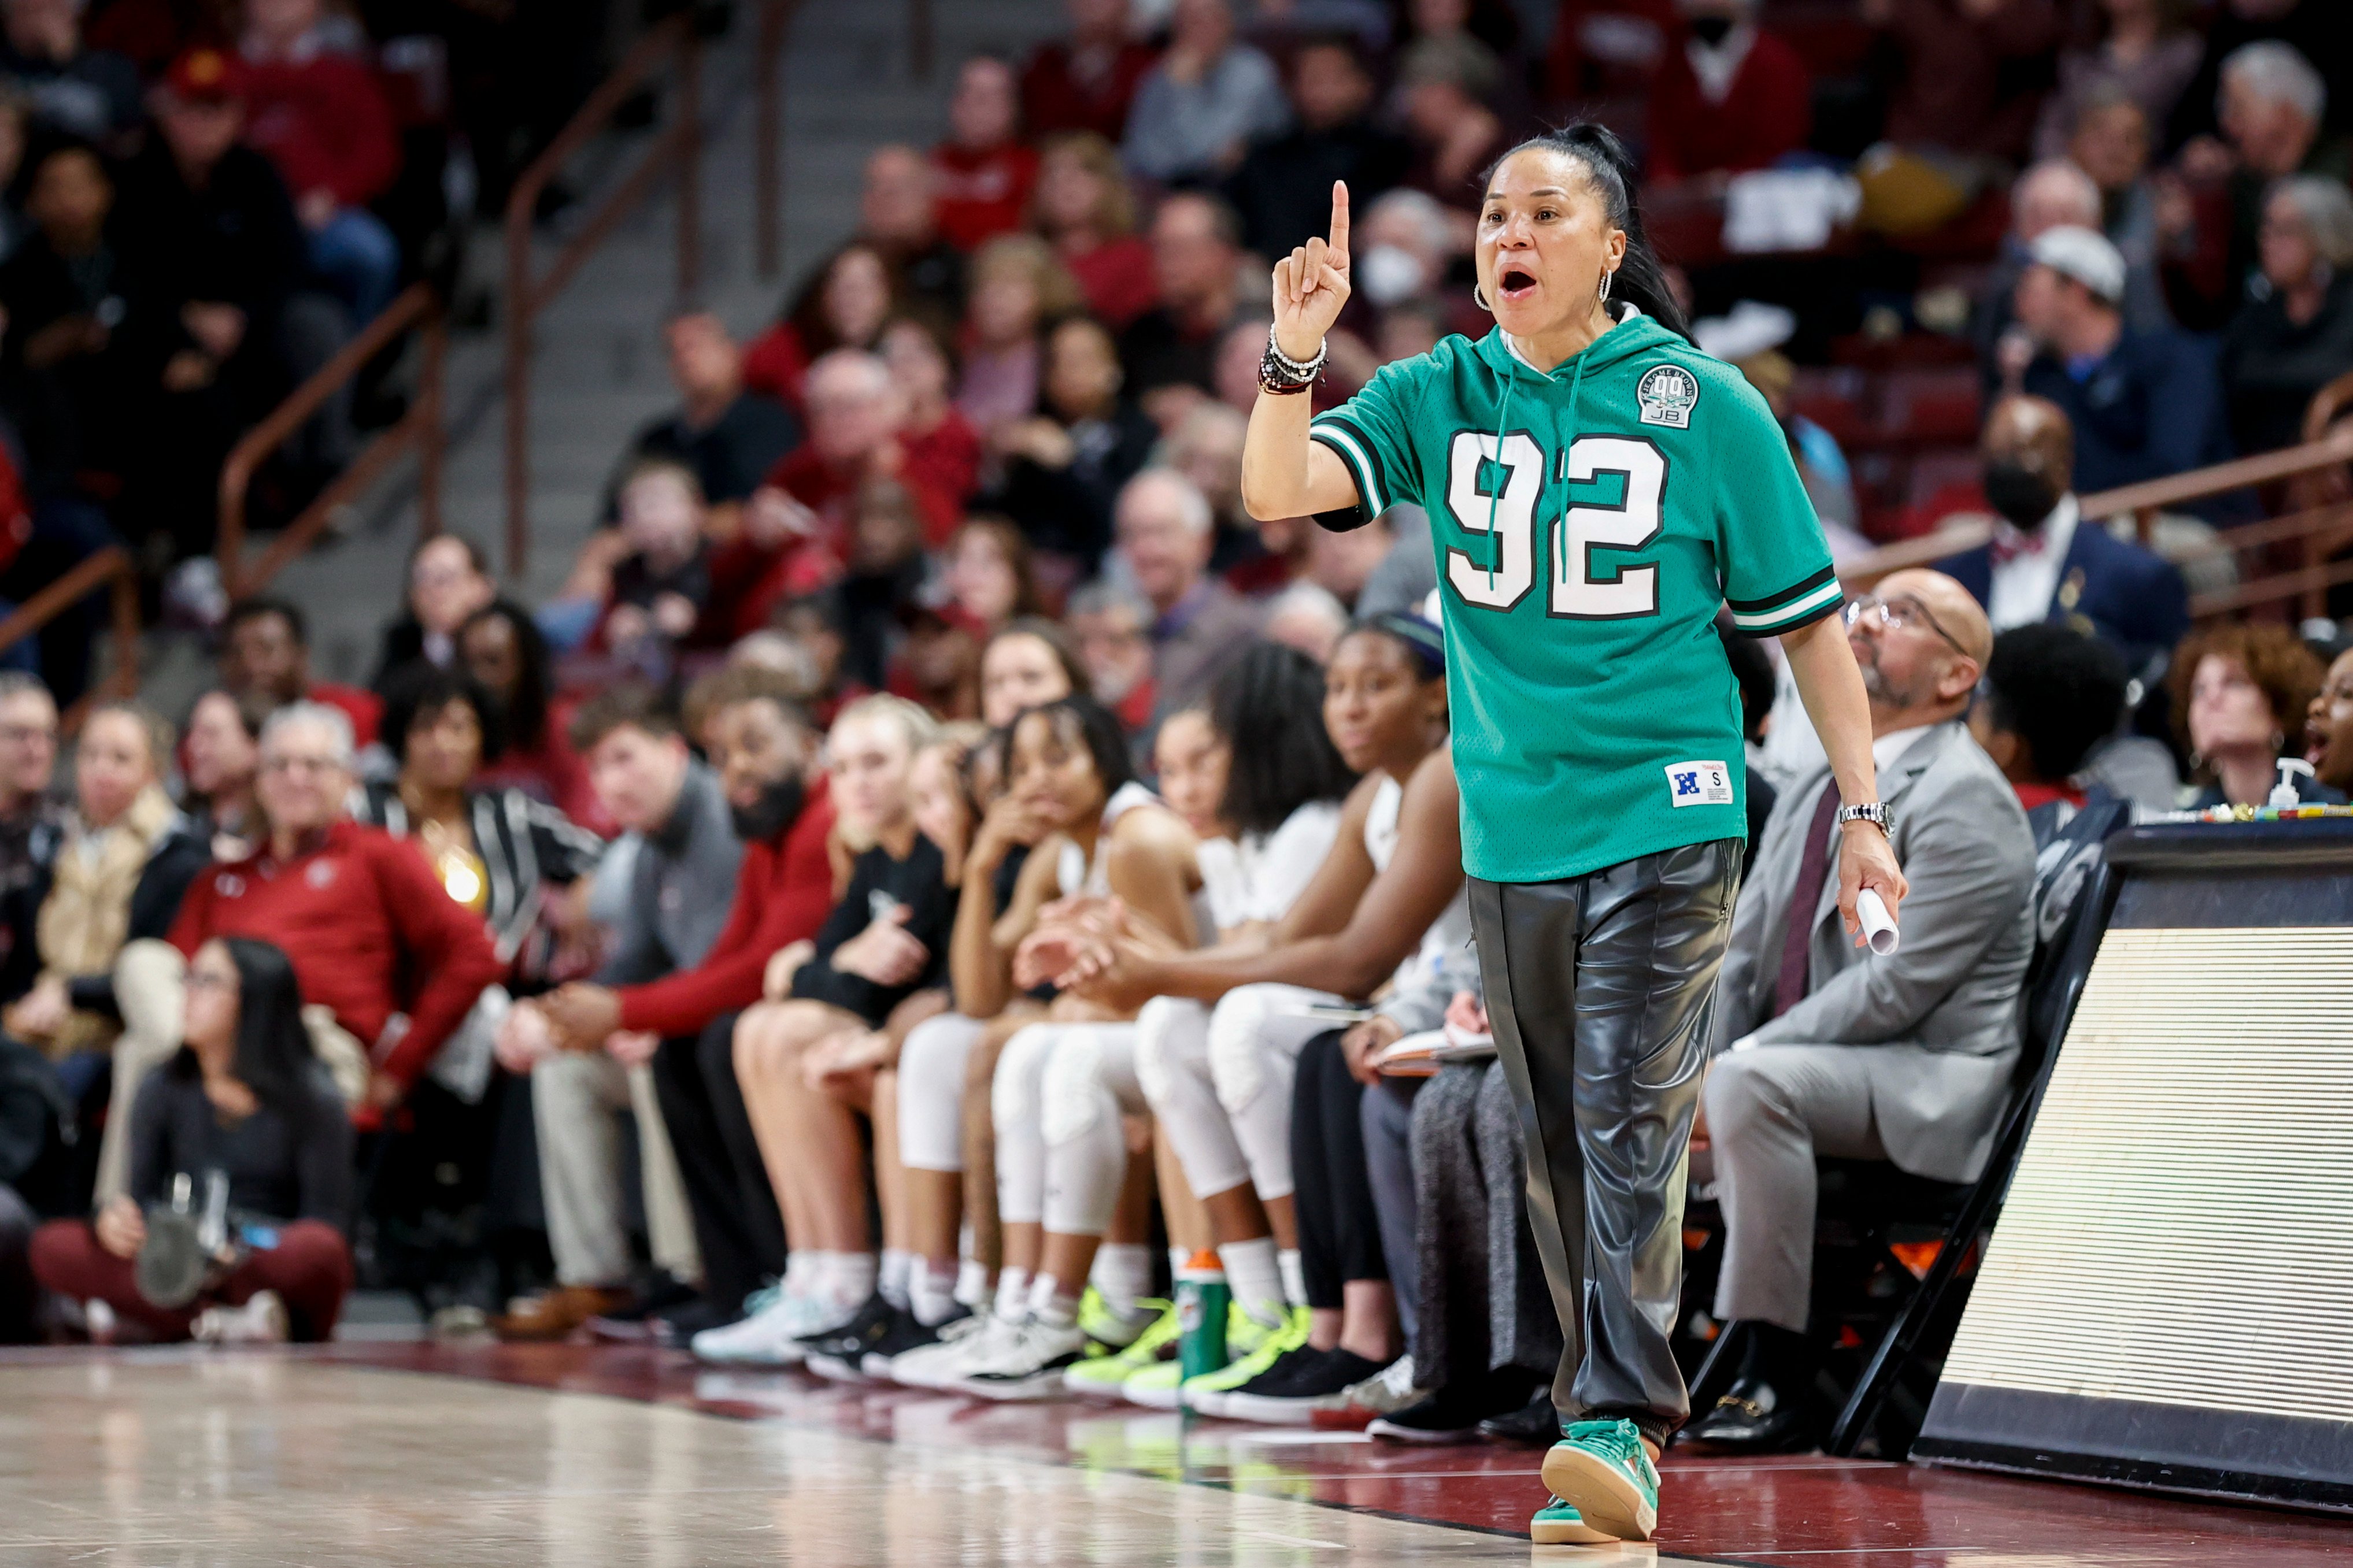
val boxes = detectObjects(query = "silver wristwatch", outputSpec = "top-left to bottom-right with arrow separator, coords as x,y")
1836,802 -> 1892,833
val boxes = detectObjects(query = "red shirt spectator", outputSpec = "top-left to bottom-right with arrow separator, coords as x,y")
1021,0 -> 1159,140
740,242 -> 894,413
168,821 -> 504,1088
933,56 -> 1039,251
1035,134 -> 1158,327
1646,20 -> 1812,182
239,40 -> 399,212
615,773 -> 836,1036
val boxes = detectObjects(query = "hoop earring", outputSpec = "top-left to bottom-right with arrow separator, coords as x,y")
1599,269 -> 1614,303
1473,282 -> 1493,313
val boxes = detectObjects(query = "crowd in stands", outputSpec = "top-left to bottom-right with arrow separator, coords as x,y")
0,0 -> 2350,1458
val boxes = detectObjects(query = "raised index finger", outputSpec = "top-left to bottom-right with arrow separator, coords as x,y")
1329,181 -> 1350,265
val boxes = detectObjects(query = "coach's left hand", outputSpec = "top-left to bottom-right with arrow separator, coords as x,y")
1837,819 -> 1907,944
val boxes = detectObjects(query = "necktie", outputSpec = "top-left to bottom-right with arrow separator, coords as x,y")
1773,778 -> 1843,1017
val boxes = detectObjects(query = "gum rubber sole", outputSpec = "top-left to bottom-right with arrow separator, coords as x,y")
1538,1444 -> 1657,1541
1530,1508 -> 1615,1545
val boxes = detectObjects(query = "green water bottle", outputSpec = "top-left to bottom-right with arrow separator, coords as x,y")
1176,1248 -> 1230,1381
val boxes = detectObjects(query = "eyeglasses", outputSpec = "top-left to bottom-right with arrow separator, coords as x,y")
261,753 -> 344,776
1844,594 -> 1971,659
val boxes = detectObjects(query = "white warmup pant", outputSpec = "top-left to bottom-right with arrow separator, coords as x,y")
95,940 -> 187,1203
896,1013 -> 989,1173
534,1050 -> 702,1288
1135,983 -> 1338,1203
991,1021 -> 1140,1236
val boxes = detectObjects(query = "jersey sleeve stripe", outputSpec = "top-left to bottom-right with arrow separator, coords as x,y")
1308,418 -> 1388,517
1723,562 -> 1838,614
1730,576 -> 1846,633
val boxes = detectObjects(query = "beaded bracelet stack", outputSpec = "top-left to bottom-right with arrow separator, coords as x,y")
1259,325 -> 1327,395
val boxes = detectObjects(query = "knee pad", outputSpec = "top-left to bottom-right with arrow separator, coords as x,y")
1207,987 -> 1281,1115
898,1014 -> 983,1173
991,1024 -> 1058,1137
1133,996 -> 1194,1109
1040,1030 -> 1108,1149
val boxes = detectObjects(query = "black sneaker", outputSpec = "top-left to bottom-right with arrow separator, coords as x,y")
1477,1387 -> 1562,1445
1368,1371 -> 1536,1444
643,1295 -> 733,1350
1222,1348 -> 1386,1426
801,1295 -> 903,1381
863,1303 -> 973,1378
586,1274 -> 702,1343
1187,1343 -> 1329,1418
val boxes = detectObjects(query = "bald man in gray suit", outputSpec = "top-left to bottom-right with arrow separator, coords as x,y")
1685,569 -> 2036,1453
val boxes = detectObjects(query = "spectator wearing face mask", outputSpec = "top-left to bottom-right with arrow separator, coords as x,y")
1939,394 -> 2188,674
1645,0 -> 1810,184
934,57 -> 1038,253
1995,225 -> 2230,493
1223,36 -> 1406,261
1349,188 -> 1471,335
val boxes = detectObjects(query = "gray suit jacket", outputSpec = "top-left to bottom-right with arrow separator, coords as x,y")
1711,720 -> 2036,1183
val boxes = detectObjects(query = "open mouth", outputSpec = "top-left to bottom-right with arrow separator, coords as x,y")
1497,266 -> 1538,302
2307,727 -> 2329,767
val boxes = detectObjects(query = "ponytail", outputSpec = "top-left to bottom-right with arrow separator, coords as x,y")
1485,123 -> 1692,344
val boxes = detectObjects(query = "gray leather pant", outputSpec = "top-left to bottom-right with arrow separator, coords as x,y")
1469,838 -> 1741,1443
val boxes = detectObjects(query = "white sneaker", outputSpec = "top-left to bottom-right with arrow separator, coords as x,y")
193,1291 -> 290,1345
689,1290 -> 857,1366
888,1311 -> 1011,1390
955,1317 -> 1093,1402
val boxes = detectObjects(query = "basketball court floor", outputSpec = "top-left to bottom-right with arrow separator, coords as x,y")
4,1344 -> 2348,1566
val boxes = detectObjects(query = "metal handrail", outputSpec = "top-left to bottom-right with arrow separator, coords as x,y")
503,13 -> 704,584
216,280 -> 446,600
0,545 -> 140,720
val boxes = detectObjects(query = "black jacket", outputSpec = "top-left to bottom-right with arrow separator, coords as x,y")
110,140 -> 306,326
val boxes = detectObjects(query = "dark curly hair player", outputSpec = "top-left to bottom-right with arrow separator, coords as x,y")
1236,123 -> 1908,1544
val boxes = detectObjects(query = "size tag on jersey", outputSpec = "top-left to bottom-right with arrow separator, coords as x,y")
1664,761 -> 1734,807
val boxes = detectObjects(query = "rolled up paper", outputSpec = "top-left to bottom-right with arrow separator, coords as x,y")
1857,889 -> 1899,956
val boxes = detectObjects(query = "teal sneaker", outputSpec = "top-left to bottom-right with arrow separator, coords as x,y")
1538,1417 -> 1659,1541
1529,1496 -> 1612,1545
1180,1303 -> 1309,1416
1065,1299 -> 1179,1399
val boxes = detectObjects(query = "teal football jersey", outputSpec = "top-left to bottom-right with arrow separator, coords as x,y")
1311,312 -> 1841,884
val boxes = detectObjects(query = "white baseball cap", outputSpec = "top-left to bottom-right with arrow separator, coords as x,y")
2028,225 -> 2126,306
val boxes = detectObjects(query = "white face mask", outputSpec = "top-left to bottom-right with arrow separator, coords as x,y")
1357,243 -> 1427,307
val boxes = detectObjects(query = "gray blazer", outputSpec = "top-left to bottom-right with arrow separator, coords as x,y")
1711,720 -> 2036,1183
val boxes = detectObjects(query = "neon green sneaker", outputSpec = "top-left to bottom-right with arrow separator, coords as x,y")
1180,1304 -> 1308,1417
1530,1497 -> 1611,1545
1539,1417 -> 1660,1541
1065,1299 -> 1178,1399
1076,1287 -> 1155,1351
1122,1301 -> 1267,1408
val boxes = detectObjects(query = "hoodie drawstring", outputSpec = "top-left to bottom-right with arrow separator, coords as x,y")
1486,333 -> 1590,593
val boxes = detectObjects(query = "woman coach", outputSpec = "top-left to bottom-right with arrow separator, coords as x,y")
1238,123 -> 1906,1545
